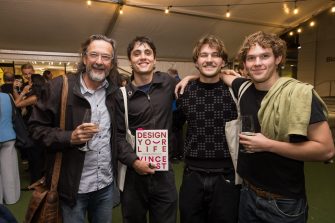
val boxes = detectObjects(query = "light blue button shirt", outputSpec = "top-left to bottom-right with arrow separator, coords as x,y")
78,74 -> 113,193
0,93 -> 16,142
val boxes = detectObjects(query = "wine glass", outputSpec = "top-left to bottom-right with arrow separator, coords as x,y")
239,115 -> 256,153
79,109 -> 100,151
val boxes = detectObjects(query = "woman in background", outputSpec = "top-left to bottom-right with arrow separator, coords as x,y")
0,92 -> 20,205
13,74 -> 47,183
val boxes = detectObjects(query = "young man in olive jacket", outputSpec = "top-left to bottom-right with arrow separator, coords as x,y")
29,34 -> 118,223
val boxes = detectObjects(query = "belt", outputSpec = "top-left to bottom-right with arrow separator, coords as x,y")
186,166 -> 233,174
244,180 -> 286,200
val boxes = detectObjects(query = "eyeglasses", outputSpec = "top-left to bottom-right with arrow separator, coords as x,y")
86,52 -> 113,62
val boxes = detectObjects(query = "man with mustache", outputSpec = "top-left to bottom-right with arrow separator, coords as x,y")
29,34 -> 118,223
174,35 -> 240,223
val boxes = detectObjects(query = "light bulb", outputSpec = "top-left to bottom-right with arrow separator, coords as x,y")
297,28 -> 302,33
87,0 -> 92,6
331,6 -> 335,13
226,10 -> 231,18
309,21 -> 315,27
293,1 -> 299,14
289,31 -> 294,36
165,7 -> 170,14
293,7 -> 299,14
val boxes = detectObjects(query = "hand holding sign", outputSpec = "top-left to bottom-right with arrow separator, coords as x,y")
132,159 -> 156,175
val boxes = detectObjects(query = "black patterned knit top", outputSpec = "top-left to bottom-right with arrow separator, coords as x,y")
175,79 -> 238,169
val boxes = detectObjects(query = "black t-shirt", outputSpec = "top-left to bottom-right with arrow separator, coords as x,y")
232,78 -> 326,198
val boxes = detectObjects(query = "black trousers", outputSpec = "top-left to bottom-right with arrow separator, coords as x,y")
179,166 -> 241,223
121,168 -> 178,223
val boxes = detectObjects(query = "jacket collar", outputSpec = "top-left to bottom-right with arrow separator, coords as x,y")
126,71 -> 164,98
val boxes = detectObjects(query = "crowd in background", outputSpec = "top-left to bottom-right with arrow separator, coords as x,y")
0,31 -> 334,223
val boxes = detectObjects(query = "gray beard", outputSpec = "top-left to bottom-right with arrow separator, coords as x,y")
87,68 -> 108,82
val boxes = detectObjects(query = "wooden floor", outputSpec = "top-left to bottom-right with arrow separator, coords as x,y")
5,160 -> 335,223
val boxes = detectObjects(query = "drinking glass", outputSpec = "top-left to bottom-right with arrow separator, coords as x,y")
79,109 -> 100,151
240,115 -> 256,153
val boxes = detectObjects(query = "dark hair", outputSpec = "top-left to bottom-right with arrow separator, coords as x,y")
28,74 -> 47,100
237,31 -> 287,68
42,70 -> 52,79
127,36 -> 156,60
117,73 -> 130,86
193,35 -> 228,63
3,72 -> 14,82
77,34 -> 117,78
21,63 -> 34,71
167,68 -> 178,75
14,74 -> 24,81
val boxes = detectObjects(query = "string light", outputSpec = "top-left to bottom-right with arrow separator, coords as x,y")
331,6 -> 335,13
293,1 -> 299,15
283,3 -> 290,14
289,31 -> 294,36
87,0 -> 92,6
309,21 -> 315,27
297,28 -> 302,33
165,6 -> 171,14
225,5 -> 231,18
119,5 -> 123,14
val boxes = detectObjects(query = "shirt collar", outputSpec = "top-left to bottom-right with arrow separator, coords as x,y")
80,73 -> 109,95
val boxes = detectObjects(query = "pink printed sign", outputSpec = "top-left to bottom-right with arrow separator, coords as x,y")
136,130 -> 169,171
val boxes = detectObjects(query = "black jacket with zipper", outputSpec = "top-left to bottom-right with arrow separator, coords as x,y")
115,71 -> 177,167
28,73 -> 118,207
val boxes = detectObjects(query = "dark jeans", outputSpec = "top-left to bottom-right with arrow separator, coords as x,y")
60,184 -> 113,223
179,166 -> 240,223
0,204 -> 17,223
121,168 -> 177,223
239,185 -> 308,223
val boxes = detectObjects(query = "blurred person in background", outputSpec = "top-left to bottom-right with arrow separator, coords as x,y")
14,74 -> 47,183
0,92 -> 20,205
20,63 -> 34,85
42,70 -> 53,82
0,72 -> 15,95
12,75 -> 24,96
118,73 -> 130,87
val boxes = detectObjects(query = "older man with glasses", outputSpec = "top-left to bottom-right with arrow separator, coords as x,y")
29,34 -> 119,223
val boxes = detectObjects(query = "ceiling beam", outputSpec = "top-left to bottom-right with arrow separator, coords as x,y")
104,1 -> 124,36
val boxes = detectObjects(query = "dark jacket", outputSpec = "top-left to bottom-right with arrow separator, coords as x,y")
115,72 -> 177,167
28,73 -> 118,207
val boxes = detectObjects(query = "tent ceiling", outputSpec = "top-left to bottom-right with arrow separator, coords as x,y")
0,0 -> 332,61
